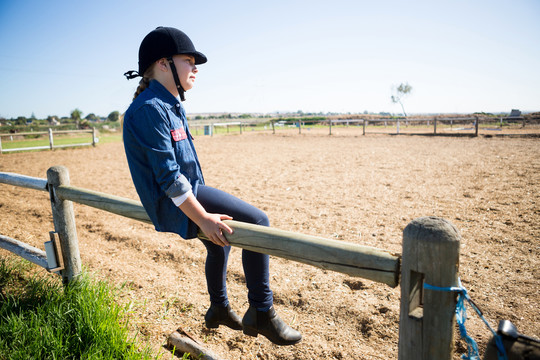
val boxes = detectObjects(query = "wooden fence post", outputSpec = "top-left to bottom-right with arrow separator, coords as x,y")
398,217 -> 460,360
48,128 -> 54,150
475,116 -> 479,137
92,127 -> 97,147
363,119 -> 367,135
434,117 -> 437,134
47,166 -> 82,283
329,119 -> 332,135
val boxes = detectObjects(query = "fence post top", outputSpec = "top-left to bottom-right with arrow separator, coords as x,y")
47,166 -> 70,185
404,216 -> 461,243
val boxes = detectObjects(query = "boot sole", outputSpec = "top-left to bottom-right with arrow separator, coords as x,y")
206,321 -> 243,331
205,321 -> 219,329
243,327 -> 301,345
243,327 -> 259,337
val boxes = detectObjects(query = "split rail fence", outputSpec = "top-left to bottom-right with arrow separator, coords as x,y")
0,128 -> 98,154
0,166 -> 462,359
189,116 -> 529,137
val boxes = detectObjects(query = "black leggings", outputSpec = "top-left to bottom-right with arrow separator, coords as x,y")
196,185 -> 273,309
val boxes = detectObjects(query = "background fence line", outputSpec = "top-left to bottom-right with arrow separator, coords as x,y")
0,167 -> 461,359
187,116 -> 530,137
0,128 -> 98,154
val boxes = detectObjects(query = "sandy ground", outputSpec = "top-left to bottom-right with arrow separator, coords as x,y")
1,128 -> 539,359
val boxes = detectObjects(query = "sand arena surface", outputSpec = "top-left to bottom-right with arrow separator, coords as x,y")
1,129 -> 539,359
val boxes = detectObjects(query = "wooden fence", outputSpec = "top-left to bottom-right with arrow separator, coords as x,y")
0,167 -> 462,359
189,116 -> 528,137
0,128 -> 98,154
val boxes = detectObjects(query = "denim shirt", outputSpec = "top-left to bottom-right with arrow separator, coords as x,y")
123,80 -> 204,239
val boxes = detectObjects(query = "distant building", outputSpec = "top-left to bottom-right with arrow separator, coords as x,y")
508,109 -> 522,118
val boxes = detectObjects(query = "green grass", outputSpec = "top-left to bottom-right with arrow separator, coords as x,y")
0,257 -> 162,360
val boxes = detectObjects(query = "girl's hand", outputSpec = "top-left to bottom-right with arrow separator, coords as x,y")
198,213 -> 234,247
177,193 -> 234,247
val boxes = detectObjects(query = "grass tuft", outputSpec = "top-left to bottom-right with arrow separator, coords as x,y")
0,256 -> 158,360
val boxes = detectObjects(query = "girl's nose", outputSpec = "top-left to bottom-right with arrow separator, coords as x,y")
193,65 -> 198,73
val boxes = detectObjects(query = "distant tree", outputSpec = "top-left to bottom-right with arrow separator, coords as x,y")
16,116 -> 27,125
71,108 -> 83,121
85,113 -> 99,121
390,82 -> 413,117
107,111 -> 120,122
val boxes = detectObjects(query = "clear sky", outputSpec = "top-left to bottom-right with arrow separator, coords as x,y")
0,0 -> 538,119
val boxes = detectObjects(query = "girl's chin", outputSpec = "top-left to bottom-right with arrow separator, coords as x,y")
182,83 -> 194,91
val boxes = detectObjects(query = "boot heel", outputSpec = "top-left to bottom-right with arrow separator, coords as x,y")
205,321 -> 219,329
243,327 -> 258,337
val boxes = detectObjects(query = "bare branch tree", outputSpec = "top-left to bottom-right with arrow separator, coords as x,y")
391,83 -> 413,117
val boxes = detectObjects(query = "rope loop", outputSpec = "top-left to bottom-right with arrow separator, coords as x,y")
424,278 -> 507,360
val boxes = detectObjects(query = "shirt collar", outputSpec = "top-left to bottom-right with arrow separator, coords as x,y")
148,80 -> 181,111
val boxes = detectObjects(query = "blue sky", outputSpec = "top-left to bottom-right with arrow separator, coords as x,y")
0,0 -> 538,119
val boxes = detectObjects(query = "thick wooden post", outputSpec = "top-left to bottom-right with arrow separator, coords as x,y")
47,166 -> 82,283
398,217 -> 460,360
475,116 -> 479,137
363,119 -> 367,135
434,117 -> 437,134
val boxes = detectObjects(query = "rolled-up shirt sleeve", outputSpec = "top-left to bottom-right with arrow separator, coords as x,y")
171,189 -> 192,206
165,174 -> 192,198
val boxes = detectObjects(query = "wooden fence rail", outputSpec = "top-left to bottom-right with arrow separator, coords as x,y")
0,128 -> 98,154
0,167 -> 461,359
189,116 -> 521,137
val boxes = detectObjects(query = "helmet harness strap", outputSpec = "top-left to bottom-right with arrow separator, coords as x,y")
167,57 -> 186,101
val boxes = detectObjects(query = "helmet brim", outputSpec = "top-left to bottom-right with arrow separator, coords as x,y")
187,51 -> 207,65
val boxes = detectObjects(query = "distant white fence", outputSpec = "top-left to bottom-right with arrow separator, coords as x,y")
188,116 -> 532,137
0,128 -> 98,154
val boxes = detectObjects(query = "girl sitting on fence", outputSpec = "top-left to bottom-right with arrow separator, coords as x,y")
122,26 -> 301,346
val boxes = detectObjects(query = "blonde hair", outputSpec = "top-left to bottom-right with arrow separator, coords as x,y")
132,64 -> 156,100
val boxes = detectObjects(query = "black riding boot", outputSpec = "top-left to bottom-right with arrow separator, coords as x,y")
205,304 -> 243,330
242,306 -> 302,345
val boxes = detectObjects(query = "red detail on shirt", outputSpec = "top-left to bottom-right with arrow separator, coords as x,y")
171,128 -> 187,141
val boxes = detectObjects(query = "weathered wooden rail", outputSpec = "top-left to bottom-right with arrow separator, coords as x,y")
0,166 -> 462,359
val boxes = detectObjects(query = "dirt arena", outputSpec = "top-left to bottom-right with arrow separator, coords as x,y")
1,128 -> 539,359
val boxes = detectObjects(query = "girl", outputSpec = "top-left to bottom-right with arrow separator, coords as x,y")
123,26 -> 301,346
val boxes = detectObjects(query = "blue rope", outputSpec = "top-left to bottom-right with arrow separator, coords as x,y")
423,278 -> 507,360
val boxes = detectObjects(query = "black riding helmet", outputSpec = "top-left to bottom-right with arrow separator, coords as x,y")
124,26 -> 207,101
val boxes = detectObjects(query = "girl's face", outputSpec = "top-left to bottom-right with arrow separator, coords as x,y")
172,54 -> 198,91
